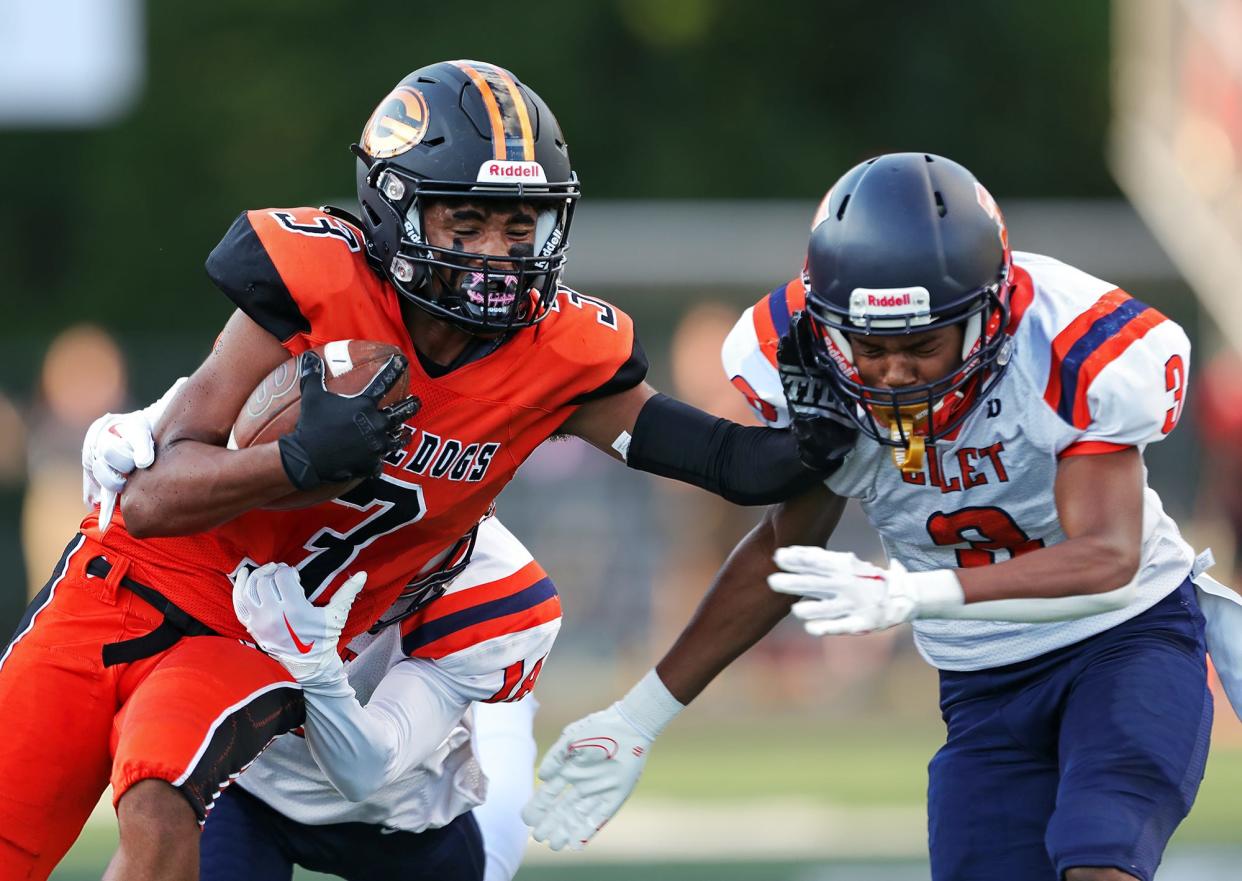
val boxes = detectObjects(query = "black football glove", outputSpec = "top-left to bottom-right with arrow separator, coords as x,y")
277,351 -> 421,491
776,311 -> 858,471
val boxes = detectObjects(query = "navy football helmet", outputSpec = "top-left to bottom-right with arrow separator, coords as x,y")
353,60 -> 580,334
800,153 -> 1016,467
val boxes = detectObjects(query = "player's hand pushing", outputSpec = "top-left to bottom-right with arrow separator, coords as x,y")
278,351 -> 419,490
776,311 -> 857,470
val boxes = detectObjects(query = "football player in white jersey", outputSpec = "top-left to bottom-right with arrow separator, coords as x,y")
82,411 -> 554,881
525,154 -> 1216,881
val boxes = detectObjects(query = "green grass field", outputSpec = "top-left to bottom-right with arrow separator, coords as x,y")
49,723 -> 1242,880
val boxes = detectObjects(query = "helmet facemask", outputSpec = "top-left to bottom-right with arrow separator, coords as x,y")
798,152 -> 1019,470
358,156 -> 579,335
805,272 -> 1014,472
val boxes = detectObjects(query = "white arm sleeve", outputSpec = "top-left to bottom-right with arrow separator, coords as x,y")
303,620 -> 560,803
941,584 -> 1137,623
301,659 -> 470,803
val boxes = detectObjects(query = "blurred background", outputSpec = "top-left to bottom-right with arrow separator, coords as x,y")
4,1 -> 1242,878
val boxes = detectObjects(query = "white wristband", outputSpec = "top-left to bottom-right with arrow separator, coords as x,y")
616,669 -> 685,740
908,568 -> 966,618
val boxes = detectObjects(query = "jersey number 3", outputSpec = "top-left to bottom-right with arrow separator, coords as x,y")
926,506 -> 1045,568
1162,354 -> 1186,434
299,475 -> 427,594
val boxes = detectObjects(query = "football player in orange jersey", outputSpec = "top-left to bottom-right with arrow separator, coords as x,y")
0,61 -> 851,881
84,404 -> 556,881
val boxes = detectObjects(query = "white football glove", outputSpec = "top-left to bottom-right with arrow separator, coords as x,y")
232,562 -> 366,691
81,377 -> 187,531
522,670 -> 683,851
768,546 -> 964,635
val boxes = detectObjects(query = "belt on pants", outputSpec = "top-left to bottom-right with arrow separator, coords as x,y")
88,555 -> 219,667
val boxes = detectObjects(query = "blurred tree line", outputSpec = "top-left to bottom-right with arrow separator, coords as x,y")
0,0 -> 1109,343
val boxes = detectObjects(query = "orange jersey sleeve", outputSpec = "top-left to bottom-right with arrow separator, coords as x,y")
512,285 -> 648,408
205,207 -> 400,354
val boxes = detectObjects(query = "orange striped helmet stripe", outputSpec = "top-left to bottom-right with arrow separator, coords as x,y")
489,66 -> 535,160
453,61 -> 507,159
452,60 -> 535,161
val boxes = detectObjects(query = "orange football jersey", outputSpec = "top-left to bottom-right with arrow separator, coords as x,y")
82,206 -> 646,643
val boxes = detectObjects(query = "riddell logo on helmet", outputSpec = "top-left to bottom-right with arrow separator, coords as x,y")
476,160 -> 548,183
866,292 -> 913,308
849,287 -> 933,327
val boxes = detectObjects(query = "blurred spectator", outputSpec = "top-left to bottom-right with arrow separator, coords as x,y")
0,391 -> 28,638
20,325 -> 127,599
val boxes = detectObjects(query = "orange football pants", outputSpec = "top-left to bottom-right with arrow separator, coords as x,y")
0,535 -> 304,881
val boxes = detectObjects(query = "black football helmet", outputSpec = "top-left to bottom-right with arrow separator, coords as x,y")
800,153 -> 1016,467
353,60 -> 580,334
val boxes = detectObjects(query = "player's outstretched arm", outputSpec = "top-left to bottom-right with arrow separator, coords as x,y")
562,382 -> 853,505
524,484 -> 844,849
771,448 -> 1146,635
655,483 -> 846,700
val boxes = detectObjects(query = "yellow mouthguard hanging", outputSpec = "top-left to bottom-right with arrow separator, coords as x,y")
882,404 -> 930,474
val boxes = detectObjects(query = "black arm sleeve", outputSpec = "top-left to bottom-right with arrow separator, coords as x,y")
625,393 -> 835,506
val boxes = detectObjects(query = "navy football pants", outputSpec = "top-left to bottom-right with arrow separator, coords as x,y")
928,580 -> 1212,881
199,783 -> 484,881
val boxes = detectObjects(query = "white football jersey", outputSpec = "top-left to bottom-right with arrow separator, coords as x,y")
234,516 -> 560,830
724,252 -> 1194,670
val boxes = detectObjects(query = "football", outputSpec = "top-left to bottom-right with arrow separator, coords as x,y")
232,339 -> 410,508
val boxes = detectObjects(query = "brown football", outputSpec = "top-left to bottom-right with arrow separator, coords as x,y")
231,339 -> 410,509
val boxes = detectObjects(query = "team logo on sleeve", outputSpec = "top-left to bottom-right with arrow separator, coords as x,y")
361,86 -> 431,158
